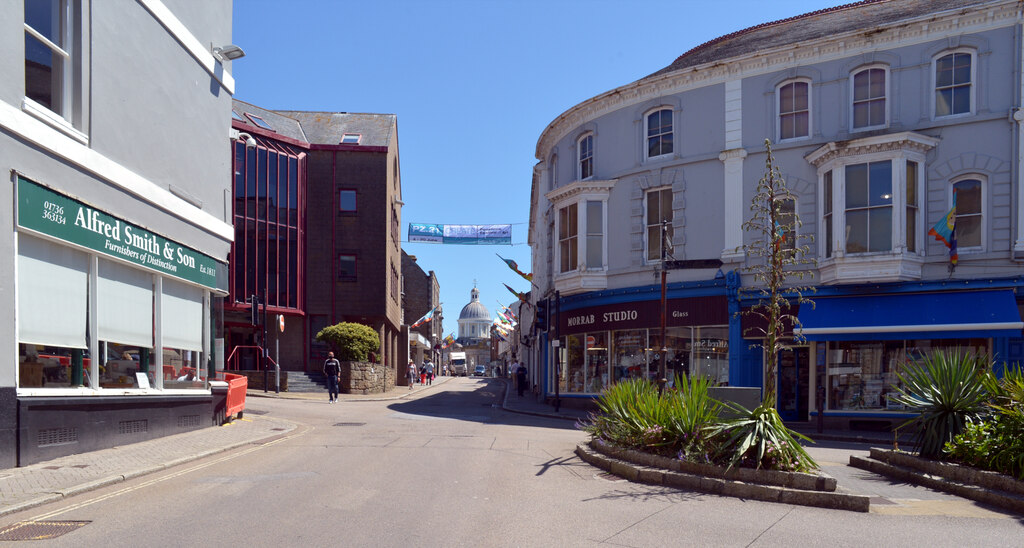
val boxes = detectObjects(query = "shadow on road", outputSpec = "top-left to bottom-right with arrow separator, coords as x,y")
387,378 -> 581,431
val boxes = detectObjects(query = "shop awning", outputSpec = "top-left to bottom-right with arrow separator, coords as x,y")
797,289 -> 1023,341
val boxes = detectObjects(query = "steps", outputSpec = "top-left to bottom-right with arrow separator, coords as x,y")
285,371 -> 327,393
849,448 -> 1024,515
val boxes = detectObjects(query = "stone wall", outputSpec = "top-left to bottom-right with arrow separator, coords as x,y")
341,361 -> 396,394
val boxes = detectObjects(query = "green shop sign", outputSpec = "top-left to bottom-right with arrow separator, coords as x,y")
17,176 -> 220,290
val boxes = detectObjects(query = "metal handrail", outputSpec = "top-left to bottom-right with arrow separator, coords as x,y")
224,345 -> 278,371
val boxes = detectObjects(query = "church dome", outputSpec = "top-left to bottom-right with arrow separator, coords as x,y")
459,288 -> 491,321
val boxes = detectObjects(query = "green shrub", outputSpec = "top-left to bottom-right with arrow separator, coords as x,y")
315,322 -> 380,362
891,349 -> 990,458
582,378 -> 672,453
946,365 -> 1024,479
663,374 -> 722,463
707,400 -> 816,472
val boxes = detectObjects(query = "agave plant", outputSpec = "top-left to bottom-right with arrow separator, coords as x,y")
891,349 -> 990,458
707,399 -> 817,471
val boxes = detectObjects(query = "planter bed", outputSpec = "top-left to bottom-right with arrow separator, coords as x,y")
578,440 -> 869,512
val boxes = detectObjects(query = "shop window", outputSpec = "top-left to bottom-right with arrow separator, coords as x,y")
161,279 -> 205,389
952,178 -> 983,249
851,66 -> 887,130
689,327 -> 730,385
578,134 -> 593,180
645,108 -> 673,159
585,332 -> 609,393
825,339 -> 987,411
24,0 -> 83,132
558,203 -> 578,273
645,188 -> 673,262
778,80 -> 809,140
935,51 -> 973,117
612,330 -> 647,384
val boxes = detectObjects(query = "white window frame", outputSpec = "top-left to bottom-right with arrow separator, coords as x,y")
777,79 -> 811,142
816,145 -> 927,258
643,107 -> 674,161
577,133 -> 594,181
546,180 -> 615,279
644,187 -> 673,264
557,202 -> 578,274
932,49 -> 975,119
950,175 -> 986,253
23,0 -> 85,142
850,65 -> 889,132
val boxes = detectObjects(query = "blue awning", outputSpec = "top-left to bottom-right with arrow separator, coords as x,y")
797,289 -> 1023,341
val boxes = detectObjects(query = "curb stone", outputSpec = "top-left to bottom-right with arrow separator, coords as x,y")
576,442 -> 869,513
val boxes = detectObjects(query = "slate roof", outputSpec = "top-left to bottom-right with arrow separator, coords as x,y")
232,99 -> 307,143
274,111 -> 396,147
646,0 -> 996,80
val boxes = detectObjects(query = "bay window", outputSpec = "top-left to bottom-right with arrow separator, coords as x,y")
546,179 -> 615,294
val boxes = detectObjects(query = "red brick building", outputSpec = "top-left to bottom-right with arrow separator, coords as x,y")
229,101 -> 403,380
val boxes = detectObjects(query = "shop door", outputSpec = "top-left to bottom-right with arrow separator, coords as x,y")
777,347 -> 809,422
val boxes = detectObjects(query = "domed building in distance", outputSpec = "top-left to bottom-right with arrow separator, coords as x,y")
457,287 -> 491,343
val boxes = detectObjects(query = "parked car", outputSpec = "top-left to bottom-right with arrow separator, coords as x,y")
473,365 -> 487,377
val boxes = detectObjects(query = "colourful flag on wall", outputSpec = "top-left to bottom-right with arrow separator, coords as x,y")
928,191 -> 958,266
503,283 -> 528,303
410,306 -> 435,329
497,254 -> 533,282
440,333 -> 455,349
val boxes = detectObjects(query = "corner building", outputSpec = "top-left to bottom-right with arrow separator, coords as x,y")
528,0 -> 1024,430
1,1 -> 236,466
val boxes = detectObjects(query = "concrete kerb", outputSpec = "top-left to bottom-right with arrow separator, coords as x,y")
576,441 -> 870,513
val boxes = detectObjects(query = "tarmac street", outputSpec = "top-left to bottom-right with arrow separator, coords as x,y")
0,377 -> 1021,547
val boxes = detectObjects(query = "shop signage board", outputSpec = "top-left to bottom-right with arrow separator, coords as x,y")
17,176 -> 220,290
558,295 -> 728,335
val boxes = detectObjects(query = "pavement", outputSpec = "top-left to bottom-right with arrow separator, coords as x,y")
0,375 -> 954,519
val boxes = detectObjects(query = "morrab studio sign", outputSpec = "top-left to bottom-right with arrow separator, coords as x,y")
17,176 -> 220,289
558,295 -> 728,335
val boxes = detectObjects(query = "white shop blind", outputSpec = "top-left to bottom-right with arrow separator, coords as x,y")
161,278 -> 203,352
98,259 -> 153,347
17,234 -> 88,348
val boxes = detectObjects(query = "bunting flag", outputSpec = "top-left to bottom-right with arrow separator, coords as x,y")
410,306 -> 436,329
928,191 -> 958,266
497,254 -> 533,282
440,333 -> 455,349
503,283 -> 528,303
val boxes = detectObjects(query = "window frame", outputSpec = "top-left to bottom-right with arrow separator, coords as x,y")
23,0 -> 87,141
850,65 -> 889,131
557,203 -> 578,274
643,107 -> 674,161
338,253 -> 357,280
644,187 -> 674,263
577,133 -> 594,181
932,49 -> 975,119
950,175 -> 986,252
339,189 -> 357,213
777,79 -> 811,142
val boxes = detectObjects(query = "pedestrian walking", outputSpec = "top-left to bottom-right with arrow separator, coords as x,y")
515,361 -> 528,397
323,351 -> 341,403
425,360 -> 434,385
407,360 -> 417,390
420,363 -> 427,385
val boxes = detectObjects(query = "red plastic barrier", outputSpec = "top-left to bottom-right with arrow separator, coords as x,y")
223,373 -> 247,418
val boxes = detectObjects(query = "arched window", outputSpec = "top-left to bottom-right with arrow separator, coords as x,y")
934,51 -> 974,117
778,80 -> 810,140
577,134 -> 593,180
851,66 -> 887,130
645,108 -> 673,159
952,177 -> 983,249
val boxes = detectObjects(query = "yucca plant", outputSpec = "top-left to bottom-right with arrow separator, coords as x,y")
583,378 -> 674,451
707,399 -> 817,471
891,349 -> 990,458
662,374 -> 722,461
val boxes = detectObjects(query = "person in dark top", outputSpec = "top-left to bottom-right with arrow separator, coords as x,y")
323,352 -> 341,403
515,362 -> 528,397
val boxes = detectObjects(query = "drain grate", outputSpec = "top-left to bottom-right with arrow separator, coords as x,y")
0,520 -> 90,540
333,422 -> 365,427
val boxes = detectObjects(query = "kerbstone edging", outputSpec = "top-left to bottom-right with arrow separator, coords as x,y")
868,448 -> 1024,496
851,450 -> 1024,515
591,439 -> 837,491
577,442 -> 869,513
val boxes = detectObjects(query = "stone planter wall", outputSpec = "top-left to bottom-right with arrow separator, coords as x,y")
341,361 -> 396,394
233,370 -> 288,392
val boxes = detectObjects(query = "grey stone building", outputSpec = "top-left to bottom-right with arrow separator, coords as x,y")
529,0 -> 1024,429
401,250 -> 441,377
2,1 -> 236,466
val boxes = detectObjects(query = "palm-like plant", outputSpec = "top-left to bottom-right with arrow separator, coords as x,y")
663,374 -> 722,460
708,400 -> 817,471
891,349 -> 990,458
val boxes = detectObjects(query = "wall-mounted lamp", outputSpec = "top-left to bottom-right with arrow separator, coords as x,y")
212,44 -> 246,61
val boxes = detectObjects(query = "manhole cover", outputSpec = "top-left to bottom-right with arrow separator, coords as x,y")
0,520 -> 90,540
333,422 -> 365,427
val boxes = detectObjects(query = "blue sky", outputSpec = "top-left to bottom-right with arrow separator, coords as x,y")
232,0 -> 836,336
